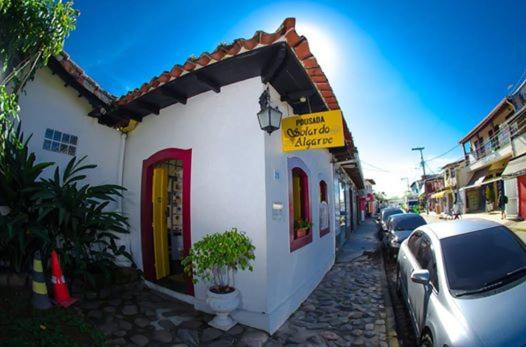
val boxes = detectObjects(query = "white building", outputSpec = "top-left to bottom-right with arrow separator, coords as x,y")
18,18 -> 365,333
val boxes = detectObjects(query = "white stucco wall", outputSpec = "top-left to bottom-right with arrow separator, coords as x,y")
17,67 -> 339,333
18,69 -> 123,189
263,86 -> 336,333
121,77 -> 269,325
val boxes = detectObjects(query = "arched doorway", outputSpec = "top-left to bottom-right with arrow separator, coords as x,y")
141,148 -> 193,295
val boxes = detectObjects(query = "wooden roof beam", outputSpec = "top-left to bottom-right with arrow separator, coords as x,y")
121,106 -> 143,122
280,88 -> 315,103
196,73 -> 220,93
261,44 -> 287,84
158,86 -> 187,105
135,99 -> 160,115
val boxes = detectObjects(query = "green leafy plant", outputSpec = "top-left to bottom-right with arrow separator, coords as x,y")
485,185 -> 495,203
35,156 -> 134,288
0,124 -> 53,272
182,228 -> 255,293
294,218 -> 312,230
0,0 -> 77,133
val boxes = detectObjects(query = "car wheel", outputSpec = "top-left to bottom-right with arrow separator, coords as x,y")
420,332 -> 433,347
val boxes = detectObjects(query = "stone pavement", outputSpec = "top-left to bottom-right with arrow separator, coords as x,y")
77,219 -> 394,346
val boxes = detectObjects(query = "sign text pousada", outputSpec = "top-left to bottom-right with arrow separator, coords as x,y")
281,110 -> 344,152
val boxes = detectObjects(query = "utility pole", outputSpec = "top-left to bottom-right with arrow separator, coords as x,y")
412,147 -> 426,178
401,177 -> 410,193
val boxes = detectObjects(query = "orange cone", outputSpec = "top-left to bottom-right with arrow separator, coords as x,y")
50,250 -> 77,307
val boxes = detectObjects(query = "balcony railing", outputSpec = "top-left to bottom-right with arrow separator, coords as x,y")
465,113 -> 525,165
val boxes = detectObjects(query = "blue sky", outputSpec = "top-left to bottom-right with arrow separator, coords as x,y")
66,0 -> 526,196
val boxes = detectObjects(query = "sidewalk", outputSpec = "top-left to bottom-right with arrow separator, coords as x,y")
78,220 -> 396,346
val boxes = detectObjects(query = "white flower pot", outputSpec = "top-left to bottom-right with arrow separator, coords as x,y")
206,288 -> 240,331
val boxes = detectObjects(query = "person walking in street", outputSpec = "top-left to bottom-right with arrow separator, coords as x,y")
453,193 -> 462,220
498,188 -> 508,220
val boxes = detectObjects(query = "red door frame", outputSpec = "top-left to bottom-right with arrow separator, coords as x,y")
519,175 -> 526,220
141,148 -> 193,295
288,157 -> 313,252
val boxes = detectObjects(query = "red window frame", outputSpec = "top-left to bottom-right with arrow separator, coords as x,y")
319,180 -> 330,237
288,157 -> 312,252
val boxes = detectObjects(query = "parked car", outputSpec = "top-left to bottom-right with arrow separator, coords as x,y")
385,213 -> 426,257
397,219 -> 526,347
380,207 -> 404,231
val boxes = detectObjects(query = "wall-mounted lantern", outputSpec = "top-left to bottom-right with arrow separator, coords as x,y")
257,88 -> 282,135
0,194 -> 10,216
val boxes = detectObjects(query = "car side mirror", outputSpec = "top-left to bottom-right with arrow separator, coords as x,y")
410,269 -> 430,285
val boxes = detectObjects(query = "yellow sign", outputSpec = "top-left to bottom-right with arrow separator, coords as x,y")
281,110 -> 344,152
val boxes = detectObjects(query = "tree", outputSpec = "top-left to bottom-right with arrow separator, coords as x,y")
0,0 -> 77,133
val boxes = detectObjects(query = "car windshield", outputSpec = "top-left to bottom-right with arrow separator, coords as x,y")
441,226 -> 526,294
394,216 -> 426,231
383,209 -> 403,222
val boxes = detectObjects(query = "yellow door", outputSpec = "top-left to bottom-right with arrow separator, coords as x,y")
152,166 -> 170,279
293,174 -> 302,221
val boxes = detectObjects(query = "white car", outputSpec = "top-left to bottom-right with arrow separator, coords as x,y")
397,219 -> 526,346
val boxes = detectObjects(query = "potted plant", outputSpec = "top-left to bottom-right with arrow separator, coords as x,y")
182,228 -> 255,330
294,219 -> 312,238
485,186 -> 495,212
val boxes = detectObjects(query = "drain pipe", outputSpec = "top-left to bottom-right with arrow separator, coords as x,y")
116,131 -> 132,266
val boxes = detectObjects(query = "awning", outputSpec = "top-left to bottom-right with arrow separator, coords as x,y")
461,176 -> 502,191
466,167 -> 489,187
502,155 -> 526,178
431,189 -> 453,199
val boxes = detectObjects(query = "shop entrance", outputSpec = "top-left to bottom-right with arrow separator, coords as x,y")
141,148 -> 193,295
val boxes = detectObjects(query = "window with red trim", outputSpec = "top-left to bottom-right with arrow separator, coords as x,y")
289,166 -> 312,251
319,180 -> 330,236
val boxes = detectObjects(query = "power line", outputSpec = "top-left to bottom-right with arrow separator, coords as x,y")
426,144 -> 461,162
361,160 -> 391,173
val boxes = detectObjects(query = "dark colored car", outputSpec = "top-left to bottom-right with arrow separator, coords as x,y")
385,213 -> 426,256
380,207 -> 404,231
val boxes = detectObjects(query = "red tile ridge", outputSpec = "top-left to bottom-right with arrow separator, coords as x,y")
116,17 -> 339,113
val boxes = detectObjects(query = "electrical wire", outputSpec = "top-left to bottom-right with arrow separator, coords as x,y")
426,144 -> 462,162
360,160 -> 392,173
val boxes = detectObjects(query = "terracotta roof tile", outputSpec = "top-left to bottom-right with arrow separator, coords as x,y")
284,29 -> 302,47
196,54 -> 211,66
53,52 -> 115,105
170,66 -> 184,77
293,39 -> 312,60
303,57 -> 319,69
245,37 -> 260,50
321,90 -> 333,98
311,75 -> 328,84
116,17 -> 343,124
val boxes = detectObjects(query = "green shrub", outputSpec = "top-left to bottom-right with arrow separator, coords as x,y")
0,125 -> 135,288
35,156 -> 134,287
0,125 -> 53,272
182,228 -> 255,293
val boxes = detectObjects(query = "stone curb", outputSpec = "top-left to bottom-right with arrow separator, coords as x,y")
378,246 -> 400,347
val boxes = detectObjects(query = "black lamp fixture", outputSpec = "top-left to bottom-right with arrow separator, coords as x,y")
257,87 -> 283,135
0,194 -> 9,216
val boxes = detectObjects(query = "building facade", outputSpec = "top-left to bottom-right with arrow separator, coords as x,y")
459,98 -> 520,214
458,82 -> 526,217
502,80 -> 526,219
430,159 -> 469,216
18,18 -> 365,333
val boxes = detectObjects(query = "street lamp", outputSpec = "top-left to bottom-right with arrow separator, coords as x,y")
257,88 -> 282,135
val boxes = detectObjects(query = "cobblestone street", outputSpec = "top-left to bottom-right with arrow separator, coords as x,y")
78,220 -> 397,346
